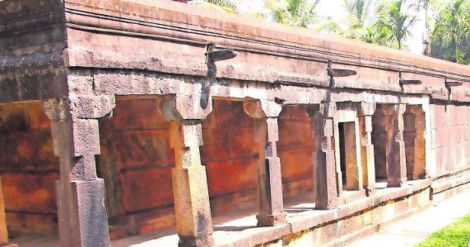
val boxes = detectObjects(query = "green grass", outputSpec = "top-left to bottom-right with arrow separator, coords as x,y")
415,214 -> 470,247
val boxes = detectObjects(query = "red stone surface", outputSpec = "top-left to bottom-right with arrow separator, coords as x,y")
278,105 -> 315,196
0,101 -> 59,233
120,167 -> 174,212
201,100 -> 260,196
97,97 -> 310,236
432,105 -> 470,175
3,173 -> 58,214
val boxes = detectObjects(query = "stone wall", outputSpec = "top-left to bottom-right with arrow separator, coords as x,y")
431,105 -> 470,176
0,97 -> 317,237
1,0 -> 470,246
0,102 -> 58,233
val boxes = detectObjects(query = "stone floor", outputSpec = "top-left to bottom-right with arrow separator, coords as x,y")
10,191 -> 317,247
10,186 -> 470,247
347,189 -> 470,247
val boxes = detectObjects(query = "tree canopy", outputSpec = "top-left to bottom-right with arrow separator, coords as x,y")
192,0 -> 470,65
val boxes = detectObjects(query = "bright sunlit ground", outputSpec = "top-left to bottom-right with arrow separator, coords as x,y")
415,214 -> 470,247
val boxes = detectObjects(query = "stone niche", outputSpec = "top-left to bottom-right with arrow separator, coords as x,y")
371,104 -> 404,187
334,105 -> 362,193
278,105 -> 316,205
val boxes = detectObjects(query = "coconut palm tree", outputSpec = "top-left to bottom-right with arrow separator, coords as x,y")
344,0 -> 372,28
358,24 -> 395,46
416,0 -> 433,55
430,0 -> 470,64
339,0 -> 374,40
375,0 -> 419,49
266,0 -> 321,28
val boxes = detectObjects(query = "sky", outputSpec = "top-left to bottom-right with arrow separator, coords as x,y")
229,0 -> 430,54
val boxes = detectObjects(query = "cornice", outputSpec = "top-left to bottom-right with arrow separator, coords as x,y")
61,0 -> 470,83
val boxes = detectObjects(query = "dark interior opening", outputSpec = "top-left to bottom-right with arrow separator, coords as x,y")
338,121 -> 359,191
372,106 -> 389,183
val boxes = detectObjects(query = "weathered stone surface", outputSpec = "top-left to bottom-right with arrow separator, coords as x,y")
251,108 -> 287,226
278,105 -> 315,198
1,0 -> 470,246
309,111 -> 338,209
372,104 -> 407,187
73,179 -> 110,247
170,119 -> 214,246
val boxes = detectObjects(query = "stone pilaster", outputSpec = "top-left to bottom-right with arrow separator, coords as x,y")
309,104 -> 337,210
359,102 -> 376,192
244,100 -> 287,226
43,95 -> 114,247
388,103 -> 407,187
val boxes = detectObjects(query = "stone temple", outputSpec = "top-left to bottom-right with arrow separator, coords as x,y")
0,0 -> 469,246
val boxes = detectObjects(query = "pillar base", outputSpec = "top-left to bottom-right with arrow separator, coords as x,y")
256,212 -> 287,226
315,196 -> 337,210
364,185 -> 376,196
178,234 -> 214,247
387,178 -> 408,188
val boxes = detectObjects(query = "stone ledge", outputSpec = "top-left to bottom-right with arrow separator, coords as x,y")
431,171 -> 470,194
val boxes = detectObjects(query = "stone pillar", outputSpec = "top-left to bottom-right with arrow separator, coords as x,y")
308,104 -> 337,210
359,102 -> 376,192
388,103 -> 408,187
43,95 -> 115,247
244,100 -> 286,226
0,178 -> 10,246
162,94 -> 214,247
404,105 -> 426,180
422,103 -> 433,177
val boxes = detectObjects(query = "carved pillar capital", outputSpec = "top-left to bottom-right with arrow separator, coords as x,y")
42,95 -> 116,121
320,102 -> 336,119
243,99 -> 282,119
161,94 -> 213,122
359,102 -> 376,116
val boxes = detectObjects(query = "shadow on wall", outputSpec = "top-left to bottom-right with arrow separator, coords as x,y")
0,101 -> 59,235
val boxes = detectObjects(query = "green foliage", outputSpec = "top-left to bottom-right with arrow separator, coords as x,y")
374,0 -> 418,49
191,0 -> 238,13
266,0 -> 321,27
430,0 -> 470,64
415,214 -> 470,247
344,0 -> 372,28
359,24 -> 395,46
191,0 -> 469,64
